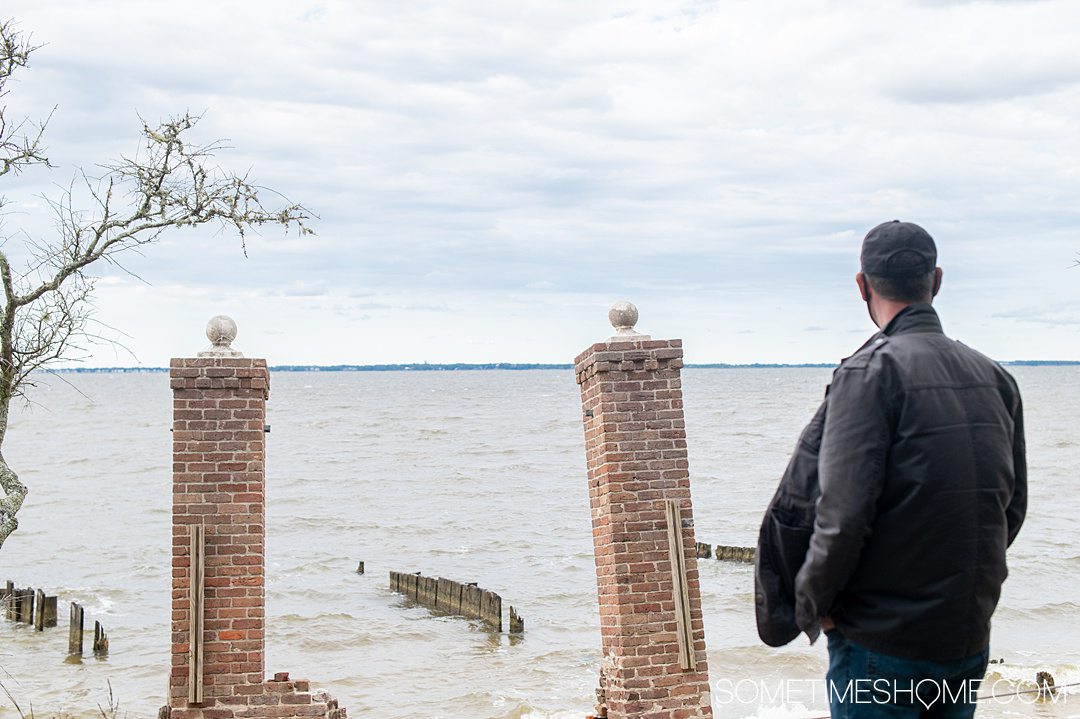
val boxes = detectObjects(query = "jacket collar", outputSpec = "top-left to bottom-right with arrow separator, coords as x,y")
881,303 -> 944,337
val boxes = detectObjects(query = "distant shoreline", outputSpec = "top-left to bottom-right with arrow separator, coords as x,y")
45,360 -> 1080,373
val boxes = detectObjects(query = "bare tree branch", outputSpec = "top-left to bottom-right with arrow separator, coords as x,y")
0,19 -> 314,550
0,19 -> 50,177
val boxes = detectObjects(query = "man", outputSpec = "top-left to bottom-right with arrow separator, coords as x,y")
762,220 -> 1027,718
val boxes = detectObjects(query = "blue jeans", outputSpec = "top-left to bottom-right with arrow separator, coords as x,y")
826,630 -> 989,719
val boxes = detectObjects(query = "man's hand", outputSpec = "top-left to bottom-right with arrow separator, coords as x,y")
821,616 -> 836,631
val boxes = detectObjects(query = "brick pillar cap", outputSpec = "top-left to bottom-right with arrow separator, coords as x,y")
199,315 -> 244,358
608,300 -> 650,342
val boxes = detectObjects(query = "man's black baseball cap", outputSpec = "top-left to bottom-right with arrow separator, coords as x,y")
860,220 -> 937,278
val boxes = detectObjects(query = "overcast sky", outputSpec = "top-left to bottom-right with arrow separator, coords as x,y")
2,0 -> 1078,365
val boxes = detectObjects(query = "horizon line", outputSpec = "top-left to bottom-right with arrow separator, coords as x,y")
44,360 -> 1080,373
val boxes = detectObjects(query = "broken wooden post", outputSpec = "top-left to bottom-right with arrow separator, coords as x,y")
68,602 -> 84,656
695,542 -> 712,559
356,561 -> 365,575
93,620 -> 109,657
574,302 -> 713,719
509,606 -> 525,634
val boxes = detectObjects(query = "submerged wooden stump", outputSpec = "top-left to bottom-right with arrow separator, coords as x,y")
93,620 -> 109,657
1036,671 -> 1057,699
509,606 -> 524,634
715,545 -> 755,563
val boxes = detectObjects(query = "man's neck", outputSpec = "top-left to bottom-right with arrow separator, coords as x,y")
873,300 -> 917,330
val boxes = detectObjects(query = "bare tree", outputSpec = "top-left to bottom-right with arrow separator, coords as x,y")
0,19 -> 312,550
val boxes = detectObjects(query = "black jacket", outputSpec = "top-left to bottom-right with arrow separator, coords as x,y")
756,304 -> 1026,660
754,396 -> 825,648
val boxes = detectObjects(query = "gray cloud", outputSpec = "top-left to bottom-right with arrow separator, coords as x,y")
1,0 -> 1078,364
993,303 -> 1080,326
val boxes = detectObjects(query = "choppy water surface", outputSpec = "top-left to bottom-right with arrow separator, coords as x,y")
1,368 -> 1077,718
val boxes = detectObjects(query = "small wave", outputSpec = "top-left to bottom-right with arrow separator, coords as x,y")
427,546 -> 475,556
998,601 -> 1080,619
511,708 -> 588,719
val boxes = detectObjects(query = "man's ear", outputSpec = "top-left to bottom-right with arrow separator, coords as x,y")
856,272 -> 870,301
931,267 -> 943,297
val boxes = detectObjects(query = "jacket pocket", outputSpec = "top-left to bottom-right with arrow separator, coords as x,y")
766,509 -> 814,596
755,507 -> 815,647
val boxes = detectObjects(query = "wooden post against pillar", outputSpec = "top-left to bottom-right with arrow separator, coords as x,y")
189,523 -> 205,704
665,499 -> 696,671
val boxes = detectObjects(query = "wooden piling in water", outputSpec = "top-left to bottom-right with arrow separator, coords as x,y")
14,589 -> 33,624
68,602 -> 84,656
509,606 -> 524,634
695,542 -> 712,559
1,580 -> 11,617
714,545 -> 755,563
388,571 -> 515,633
463,583 -> 482,620
42,595 -> 58,628
3,585 -> 13,622
480,590 -> 502,632
449,581 -> 464,615
436,577 -> 454,612
34,589 -> 45,631
93,620 -> 109,657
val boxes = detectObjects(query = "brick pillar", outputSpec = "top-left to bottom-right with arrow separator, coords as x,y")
574,302 -> 712,719
169,316 -> 268,715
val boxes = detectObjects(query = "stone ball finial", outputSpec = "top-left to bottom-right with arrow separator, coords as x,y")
609,301 -> 639,333
198,315 -> 244,357
206,315 -> 237,348
608,301 -> 650,342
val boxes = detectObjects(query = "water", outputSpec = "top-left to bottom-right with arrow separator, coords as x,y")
1,367 -> 1077,719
